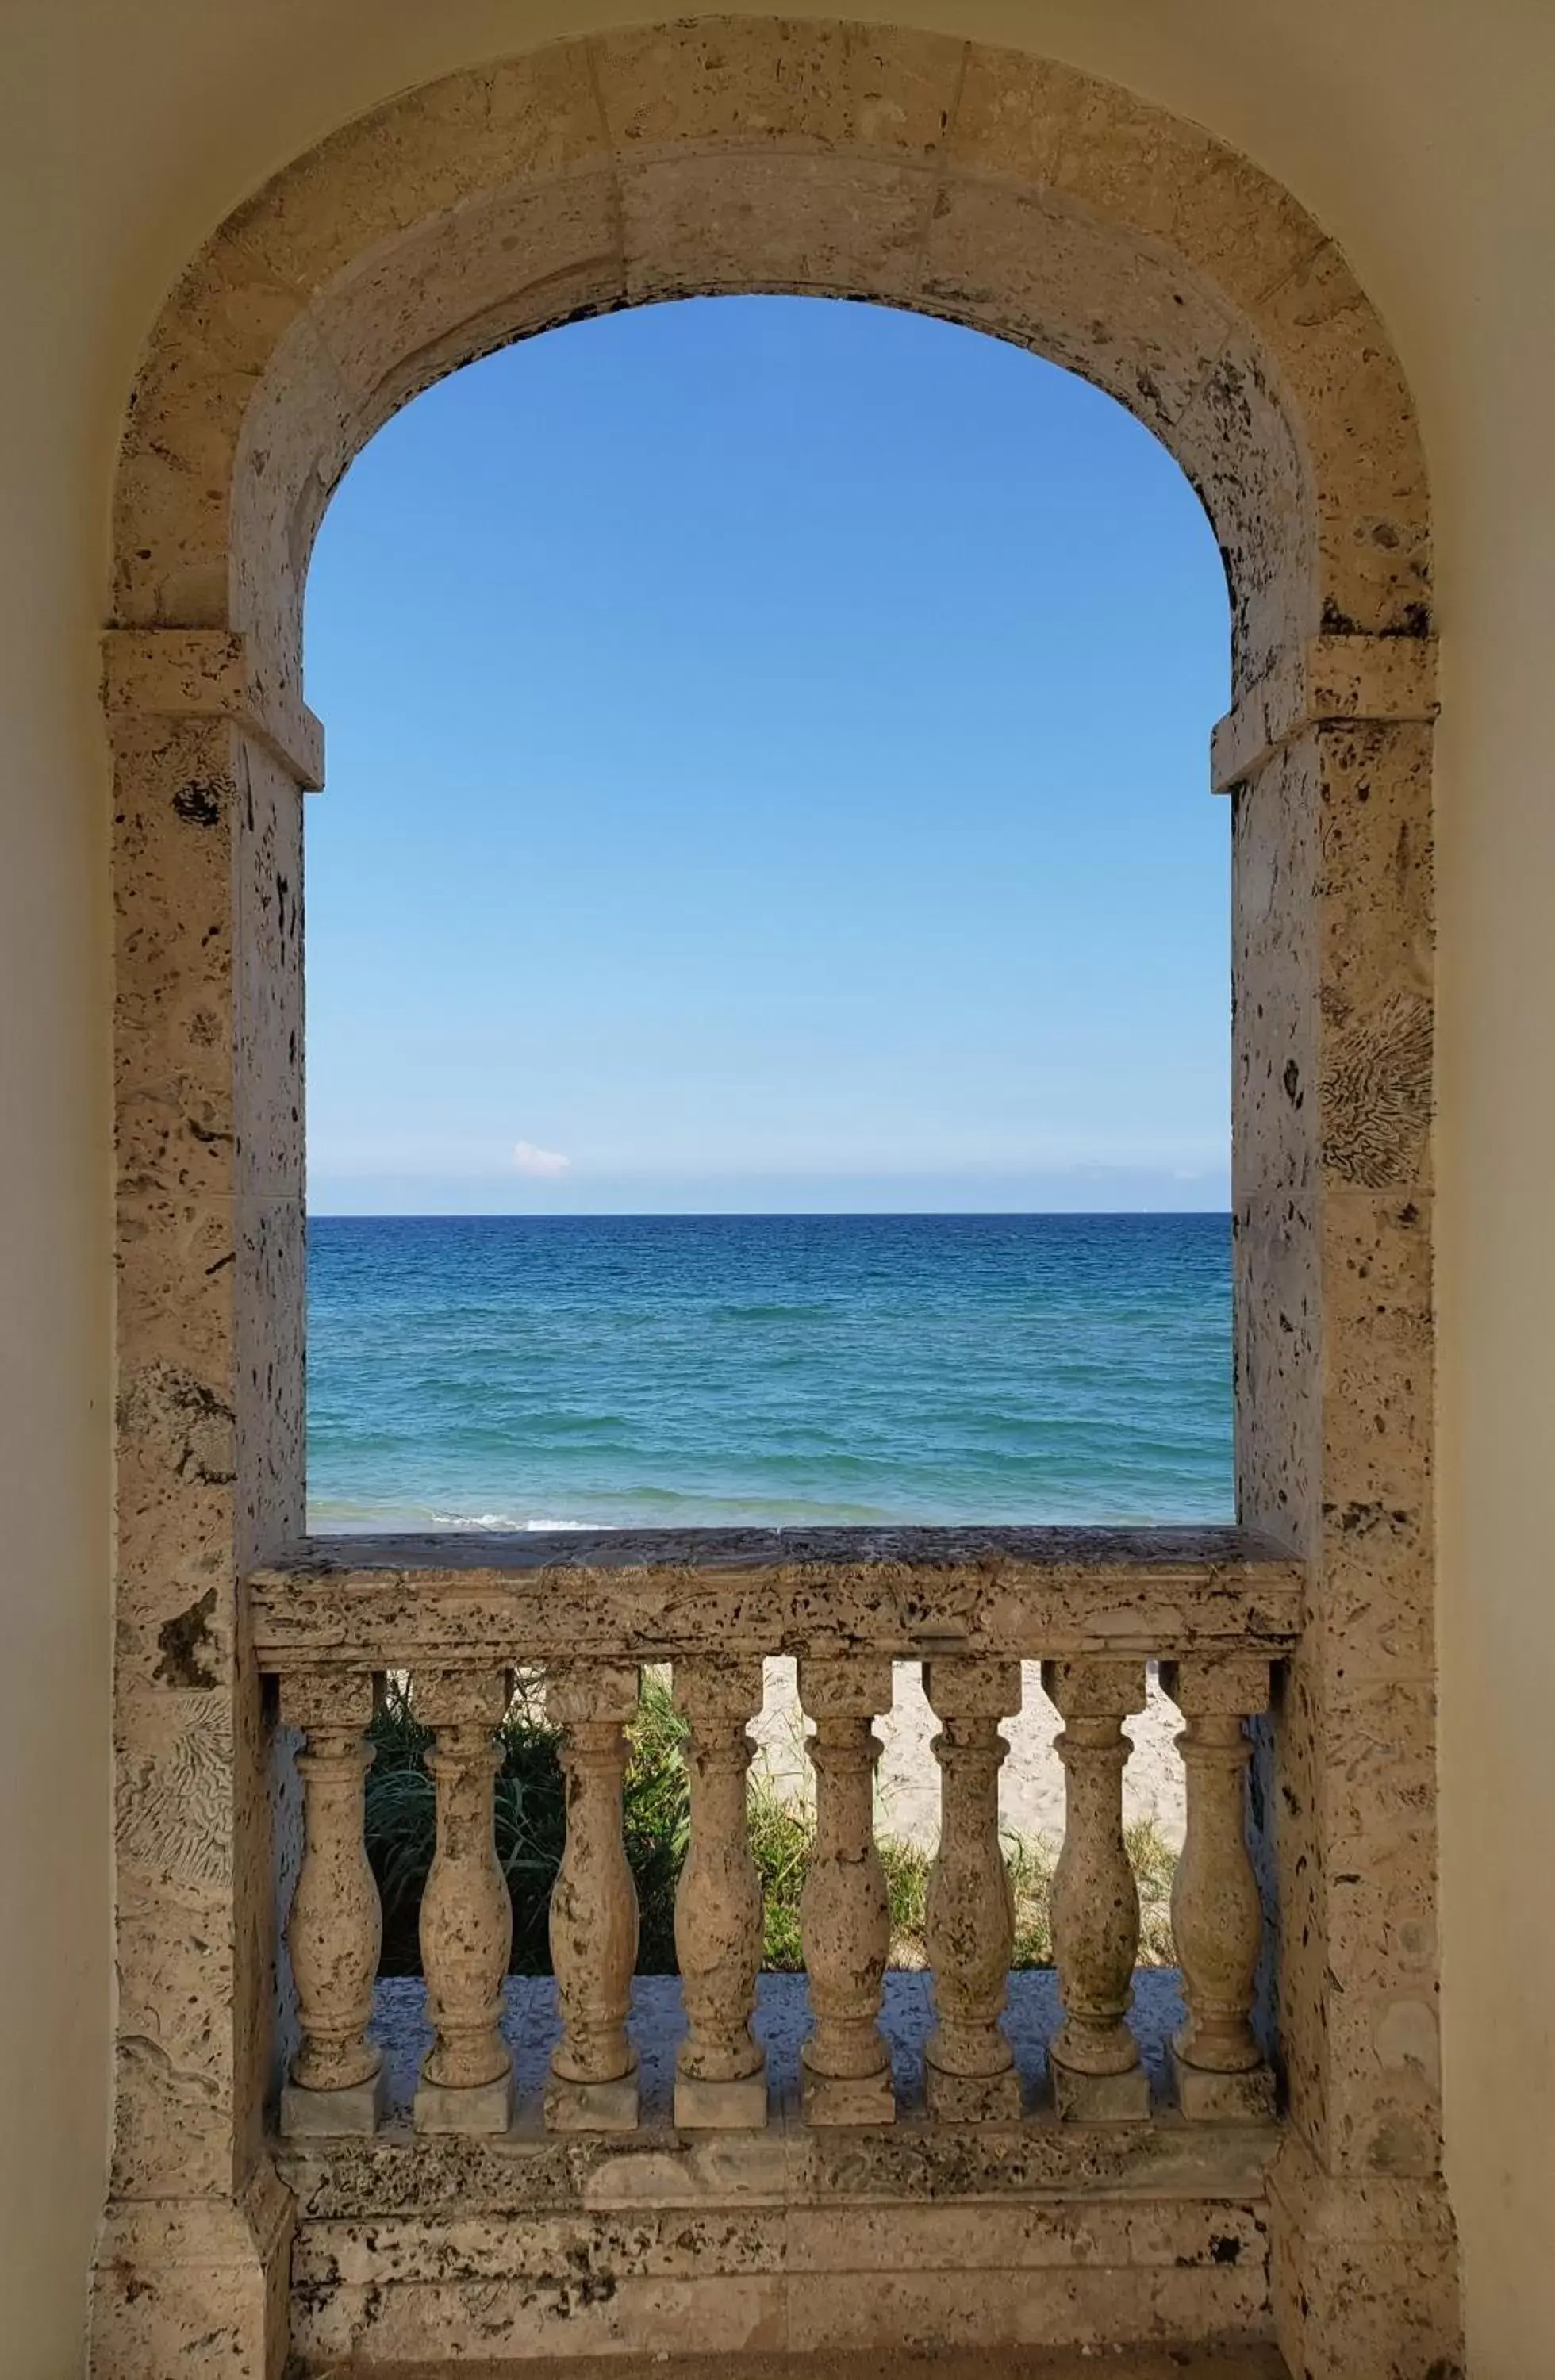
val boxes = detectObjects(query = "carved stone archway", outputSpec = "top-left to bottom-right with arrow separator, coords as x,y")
97,21 -> 1452,2378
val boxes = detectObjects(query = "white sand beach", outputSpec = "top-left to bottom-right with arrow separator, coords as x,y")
750,1656 -> 1187,1855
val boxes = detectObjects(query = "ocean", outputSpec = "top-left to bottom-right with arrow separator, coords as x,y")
306,1212 -> 1233,1533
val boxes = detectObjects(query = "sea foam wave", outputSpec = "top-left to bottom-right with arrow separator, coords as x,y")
429,1511 -> 591,1532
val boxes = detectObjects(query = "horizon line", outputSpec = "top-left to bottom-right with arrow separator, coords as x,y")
305,1207 -> 1234,1221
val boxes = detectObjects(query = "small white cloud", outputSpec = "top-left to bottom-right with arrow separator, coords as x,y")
512,1140 -> 571,1179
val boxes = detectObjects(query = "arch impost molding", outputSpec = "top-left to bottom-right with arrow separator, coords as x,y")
1211,631 -> 1438,792
103,628 -> 324,791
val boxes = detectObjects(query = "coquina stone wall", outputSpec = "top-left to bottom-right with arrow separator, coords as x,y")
94,22 -> 1454,2378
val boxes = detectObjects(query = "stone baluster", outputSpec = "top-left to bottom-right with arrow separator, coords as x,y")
1160,1656 -> 1277,2121
279,1670 -> 385,2136
545,1661 -> 642,2132
1042,1658 -> 1150,2121
413,1667 -> 514,2135
672,1657 -> 768,2128
923,1657 -> 1023,2121
797,1656 -> 895,2125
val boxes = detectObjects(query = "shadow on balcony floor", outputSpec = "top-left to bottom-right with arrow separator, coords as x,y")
367,1968 -> 1195,2123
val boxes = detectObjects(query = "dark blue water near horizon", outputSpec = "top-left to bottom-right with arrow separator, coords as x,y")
306,1212 -> 1233,1533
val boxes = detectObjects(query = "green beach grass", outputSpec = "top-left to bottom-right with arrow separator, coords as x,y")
362,1671 -> 1177,1978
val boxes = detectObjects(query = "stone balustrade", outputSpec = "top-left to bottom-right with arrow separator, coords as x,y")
259,1529 -> 1292,2143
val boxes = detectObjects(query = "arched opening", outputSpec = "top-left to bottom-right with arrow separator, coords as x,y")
303,293 -> 1234,1535
96,25 -> 1450,2378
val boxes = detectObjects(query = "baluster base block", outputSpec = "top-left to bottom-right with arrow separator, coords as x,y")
1173,2046 -> 1277,2123
801,2050 -> 896,2127
674,2065 -> 770,2129
414,2067 -> 514,2136
545,2049 -> 639,2133
282,2067 -> 386,2138
1051,2056 -> 1150,2124
924,2055 -> 1023,2124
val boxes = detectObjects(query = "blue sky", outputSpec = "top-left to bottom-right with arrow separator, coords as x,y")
304,296 -> 1231,1215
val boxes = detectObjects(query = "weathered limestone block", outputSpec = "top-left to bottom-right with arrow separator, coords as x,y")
591,17 -> 962,156
923,1657 -> 1022,2121
797,1656 -> 894,2125
1269,2132 -> 1463,2380
413,1668 -> 513,2136
1159,1657 -> 1276,2122
279,1671 -> 384,2136
673,1657 -> 768,2129
90,2164 -> 293,2380
546,1661 -> 642,2132
1042,1659 -> 1149,2121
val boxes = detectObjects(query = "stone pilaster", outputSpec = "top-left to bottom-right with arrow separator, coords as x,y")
92,630 -> 319,2378
1226,659 -> 1460,2370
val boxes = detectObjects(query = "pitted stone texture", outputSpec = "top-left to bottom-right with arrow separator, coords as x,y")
280,1672 -> 382,2098
548,1664 -> 642,2121
280,1979 -> 1281,2364
105,703 -> 304,2255
1268,2134 -> 1461,2380
1211,632 -> 1436,792
1044,1663 -> 1150,2102
622,151 -> 935,307
107,14 -> 1449,2367
948,47 -> 1323,314
1052,2063 -> 1150,2125
801,2063 -> 896,2127
673,1658 -> 766,2112
1173,2055 -> 1278,2127
922,177 -> 1243,447
250,1528 -> 1305,1672
416,1672 -> 514,2102
103,627 -> 324,788
592,18 -> 963,157
114,26 -> 1430,712
923,2062 -> 1023,2124
545,2062 -> 641,2135
675,2069 -> 770,2130
90,2164 -> 293,2380
282,2072 -> 386,2140
797,1660 -> 895,2125
923,1659 -> 1022,2116
1159,1662 -> 1271,2105
415,2070 -> 515,2137
1245,240 -> 1431,645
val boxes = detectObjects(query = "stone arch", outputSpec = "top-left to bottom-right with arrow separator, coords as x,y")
98,21 -> 1452,2380
113,24 -> 1429,705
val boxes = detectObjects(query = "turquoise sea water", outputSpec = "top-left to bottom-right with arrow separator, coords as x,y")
306,1213 -> 1233,1532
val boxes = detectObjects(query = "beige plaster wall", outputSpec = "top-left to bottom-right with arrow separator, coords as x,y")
2,2 -> 1553,2371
